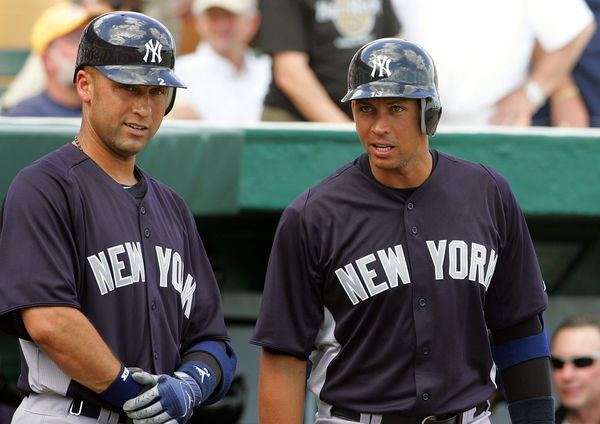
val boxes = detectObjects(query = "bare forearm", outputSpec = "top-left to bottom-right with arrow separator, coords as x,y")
273,52 -> 352,123
21,306 -> 121,393
258,349 -> 307,424
530,22 -> 596,96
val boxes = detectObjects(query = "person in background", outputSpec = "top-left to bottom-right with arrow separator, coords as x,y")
551,314 -> 600,424
534,0 -> 600,127
3,2 -> 94,117
258,0 -> 400,122
0,0 -> 149,115
391,0 -> 595,127
169,0 -> 271,123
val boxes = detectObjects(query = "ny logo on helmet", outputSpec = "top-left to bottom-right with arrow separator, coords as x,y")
370,55 -> 391,78
143,39 -> 163,63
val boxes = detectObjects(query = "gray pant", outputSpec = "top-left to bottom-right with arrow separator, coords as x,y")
12,392 -> 122,424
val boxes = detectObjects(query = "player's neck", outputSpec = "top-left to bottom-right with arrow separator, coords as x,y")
73,134 -> 139,186
370,149 -> 433,189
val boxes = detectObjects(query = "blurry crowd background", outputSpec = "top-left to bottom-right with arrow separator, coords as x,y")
0,0 -> 599,127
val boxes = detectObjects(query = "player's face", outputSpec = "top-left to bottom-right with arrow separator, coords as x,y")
83,68 -> 170,159
352,97 -> 430,188
551,326 -> 600,411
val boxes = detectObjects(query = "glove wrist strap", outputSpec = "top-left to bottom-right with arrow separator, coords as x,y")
177,362 -> 218,405
175,372 -> 203,406
100,366 -> 143,407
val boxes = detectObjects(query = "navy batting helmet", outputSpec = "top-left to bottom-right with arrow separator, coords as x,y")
342,38 -> 442,136
74,11 -> 186,114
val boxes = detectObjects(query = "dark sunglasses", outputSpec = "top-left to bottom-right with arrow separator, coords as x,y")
551,352 -> 600,369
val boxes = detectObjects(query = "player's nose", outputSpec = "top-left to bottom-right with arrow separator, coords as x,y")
131,92 -> 153,117
371,113 -> 391,135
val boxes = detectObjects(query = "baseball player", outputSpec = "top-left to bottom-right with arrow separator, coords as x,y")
0,11 -> 236,424
251,38 -> 554,424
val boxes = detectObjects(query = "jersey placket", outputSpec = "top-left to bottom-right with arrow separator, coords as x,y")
403,198 -> 435,413
138,200 -> 161,368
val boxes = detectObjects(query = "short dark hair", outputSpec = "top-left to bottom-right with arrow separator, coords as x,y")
552,314 -> 600,342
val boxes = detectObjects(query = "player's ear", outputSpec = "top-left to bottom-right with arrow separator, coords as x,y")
75,67 -> 93,103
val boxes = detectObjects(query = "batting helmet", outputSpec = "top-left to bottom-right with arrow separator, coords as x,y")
342,38 -> 442,136
74,11 -> 186,115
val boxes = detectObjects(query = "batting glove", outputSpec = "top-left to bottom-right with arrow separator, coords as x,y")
122,371 -> 202,424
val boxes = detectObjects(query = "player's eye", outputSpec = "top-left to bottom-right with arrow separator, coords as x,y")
359,105 -> 373,113
120,85 -> 137,93
151,87 -> 167,96
391,105 -> 405,113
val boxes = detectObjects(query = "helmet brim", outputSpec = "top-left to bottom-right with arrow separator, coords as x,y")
96,65 -> 187,88
342,81 -> 436,103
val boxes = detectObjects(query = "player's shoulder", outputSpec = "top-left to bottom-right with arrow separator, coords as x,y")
13,143 -> 84,186
284,157 -> 362,215
435,149 -> 512,188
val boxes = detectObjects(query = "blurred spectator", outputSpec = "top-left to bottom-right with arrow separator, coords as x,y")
551,314 -> 600,424
534,0 -> 600,127
392,0 -> 595,127
0,0 -> 148,114
3,2 -> 94,117
258,0 -> 400,122
169,0 -> 271,122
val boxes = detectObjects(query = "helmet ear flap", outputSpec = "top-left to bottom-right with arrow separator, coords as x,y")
165,87 -> 177,115
423,98 -> 442,136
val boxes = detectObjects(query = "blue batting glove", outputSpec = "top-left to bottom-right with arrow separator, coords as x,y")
122,371 -> 202,424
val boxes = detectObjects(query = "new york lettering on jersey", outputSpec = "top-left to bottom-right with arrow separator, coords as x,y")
335,240 -> 498,305
87,243 -> 196,317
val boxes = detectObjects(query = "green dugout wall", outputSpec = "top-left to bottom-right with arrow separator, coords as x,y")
0,117 -> 599,422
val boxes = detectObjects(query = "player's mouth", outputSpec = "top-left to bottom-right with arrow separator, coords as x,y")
374,144 -> 392,152
370,143 -> 395,158
124,122 -> 149,136
126,123 -> 147,130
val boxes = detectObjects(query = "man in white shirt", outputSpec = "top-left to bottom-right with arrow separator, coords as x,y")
169,0 -> 271,123
391,0 -> 595,127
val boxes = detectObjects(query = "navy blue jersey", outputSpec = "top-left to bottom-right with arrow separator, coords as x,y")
252,150 -> 547,416
0,143 -> 229,406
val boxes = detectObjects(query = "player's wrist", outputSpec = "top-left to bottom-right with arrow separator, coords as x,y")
176,361 -> 218,405
99,365 -> 144,408
508,396 -> 554,424
174,371 -> 203,406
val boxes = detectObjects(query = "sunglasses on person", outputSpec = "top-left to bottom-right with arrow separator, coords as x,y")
551,352 -> 600,369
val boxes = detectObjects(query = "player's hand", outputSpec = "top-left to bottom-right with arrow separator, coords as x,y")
122,371 -> 201,424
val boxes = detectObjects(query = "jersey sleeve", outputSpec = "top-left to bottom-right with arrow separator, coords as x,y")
483,167 -> 548,330
251,191 -> 324,359
257,0 -> 308,54
0,163 -> 80,327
